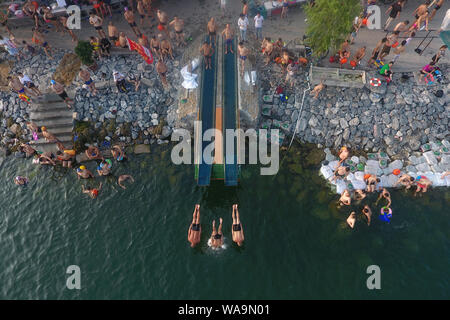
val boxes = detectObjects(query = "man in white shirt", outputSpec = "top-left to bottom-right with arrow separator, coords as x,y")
18,72 -> 41,96
238,13 -> 249,42
254,12 -> 264,40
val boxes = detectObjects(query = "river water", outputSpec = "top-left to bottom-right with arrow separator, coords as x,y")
0,143 -> 449,299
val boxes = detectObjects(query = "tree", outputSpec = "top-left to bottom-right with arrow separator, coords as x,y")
304,0 -> 361,57
74,40 -> 94,66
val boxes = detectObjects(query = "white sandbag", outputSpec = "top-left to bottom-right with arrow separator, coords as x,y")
328,160 -> 340,171
335,179 -> 347,195
354,171 -> 365,181
244,72 -> 251,85
378,175 -> 389,188
433,174 -> 447,187
440,154 -> 450,164
385,174 -> 398,188
364,165 -> 379,175
191,57 -> 200,71
320,165 -> 334,180
424,172 -> 438,187
423,151 -> 438,165
388,159 -> 403,171
445,175 -> 450,187
346,172 -> 355,181
350,179 -> 366,190
251,71 -> 257,86
366,160 -> 380,168
350,156 -> 359,164
416,163 -> 431,172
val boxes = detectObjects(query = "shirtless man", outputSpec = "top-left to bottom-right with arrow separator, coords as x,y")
262,38 -> 273,65
118,175 -> 135,189
41,126 -> 58,142
200,41 -> 214,70
118,32 -> 128,48
367,37 -> 387,65
86,145 -> 103,160
237,41 -> 248,76
0,10 -> 13,37
108,21 -> 119,43
169,16 -> 186,47
429,0 -> 445,21
79,68 -> 97,96
231,204 -> 244,246
20,143 -> 37,157
210,218 -> 224,248
392,40 -> 407,62
339,189 -> 352,206
366,175 -> 380,193
157,9 -> 169,38
338,146 -> 349,161
188,204 -> 201,248
362,205 -> 372,226
394,173 -> 415,189
77,165 -> 94,179
51,80 -> 73,108
160,36 -> 174,61
353,46 -> 366,65
156,59 -> 169,87
393,20 -> 410,32
285,61 -> 297,88
221,24 -> 234,54
8,76 -> 33,98
32,28 -> 53,59
242,1 -> 248,16
137,0 -> 150,27
310,81 -> 325,99
408,11 -> 429,32
22,0 -> 39,29
143,0 -> 154,18
82,183 -> 102,199
347,212 -> 356,229
60,14 -> 77,42
280,49 -> 290,73
43,7 -> 63,33
38,152 -> 56,166
89,12 -> 107,39
376,188 -> 392,207
207,18 -> 217,45
138,34 -> 150,49
124,7 -> 142,37
150,35 -> 162,60
413,1 -> 430,20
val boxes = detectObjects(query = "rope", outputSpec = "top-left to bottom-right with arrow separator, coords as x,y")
288,70 -> 311,150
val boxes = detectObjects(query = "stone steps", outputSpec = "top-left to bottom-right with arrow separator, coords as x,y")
29,93 -> 75,153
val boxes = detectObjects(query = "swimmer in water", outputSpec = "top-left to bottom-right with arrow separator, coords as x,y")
111,144 -> 126,162
188,204 -> 201,248
332,161 -> 351,182
339,189 -> 352,206
394,173 -> 415,190
76,165 -> 94,179
14,176 -> 28,186
82,182 -> 102,199
97,159 -> 112,176
210,218 -> 224,248
376,188 -> 392,207
366,175 -> 380,193
118,175 -> 134,189
85,145 -> 103,160
347,212 -> 356,229
415,175 -> 432,195
231,204 -> 244,246
362,205 -> 372,226
353,189 -> 366,201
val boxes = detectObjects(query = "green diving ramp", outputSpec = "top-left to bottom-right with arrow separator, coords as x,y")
197,36 -> 217,186
223,37 -> 239,187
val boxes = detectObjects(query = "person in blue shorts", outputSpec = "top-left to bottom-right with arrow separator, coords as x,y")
221,24 -> 234,54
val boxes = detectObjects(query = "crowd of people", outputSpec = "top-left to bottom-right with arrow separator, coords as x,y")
332,146 -> 448,229
15,122 -> 135,198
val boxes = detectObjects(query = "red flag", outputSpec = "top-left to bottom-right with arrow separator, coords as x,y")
126,37 -> 153,64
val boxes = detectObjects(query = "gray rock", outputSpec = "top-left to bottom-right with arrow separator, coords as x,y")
339,118 -> 348,129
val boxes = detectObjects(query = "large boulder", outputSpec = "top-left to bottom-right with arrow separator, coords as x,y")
52,53 -> 82,87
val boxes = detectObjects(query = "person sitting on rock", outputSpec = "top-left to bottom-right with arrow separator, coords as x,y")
339,189 -> 352,206
365,175 -> 380,193
85,145 -> 103,160
111,144 -> 126,162
332,161 -> 350,182
394,173 -> 415,190
37,152 -> 56,166
338,146 -> 350,161
41,126 -> 58,143
310,80 -> 325,99
56,150 -> 74,168
19,143 -> 37,157
415,175 -> 432,195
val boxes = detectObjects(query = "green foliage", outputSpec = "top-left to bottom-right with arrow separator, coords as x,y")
74,41 -> 94,66
304,0 -> 361,57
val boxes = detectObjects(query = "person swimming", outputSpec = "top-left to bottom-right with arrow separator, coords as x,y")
111,145 -> 126,162
14,176 -> 28,186
347,212 -> 356,229
231,204 -> 244,246
97,159 -> 112,176
188,204 -> 201,248
376,188 -> 392,207
82,182 -> 102,199
86,145 -> 103,160
362,205 -> 372,226
415,175 -> 432,195
77,165 -> 94,179
210,218 -> 224,248
394,173 -> 415,190
339,189 -> 352,206
354,189 -> 366,201
118,175 -> 134,189
365,175 -> 380,193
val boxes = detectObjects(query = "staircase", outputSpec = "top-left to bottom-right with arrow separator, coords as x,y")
30,94 -> 74,153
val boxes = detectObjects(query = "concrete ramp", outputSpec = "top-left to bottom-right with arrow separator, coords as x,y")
30,94 -> 74,153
